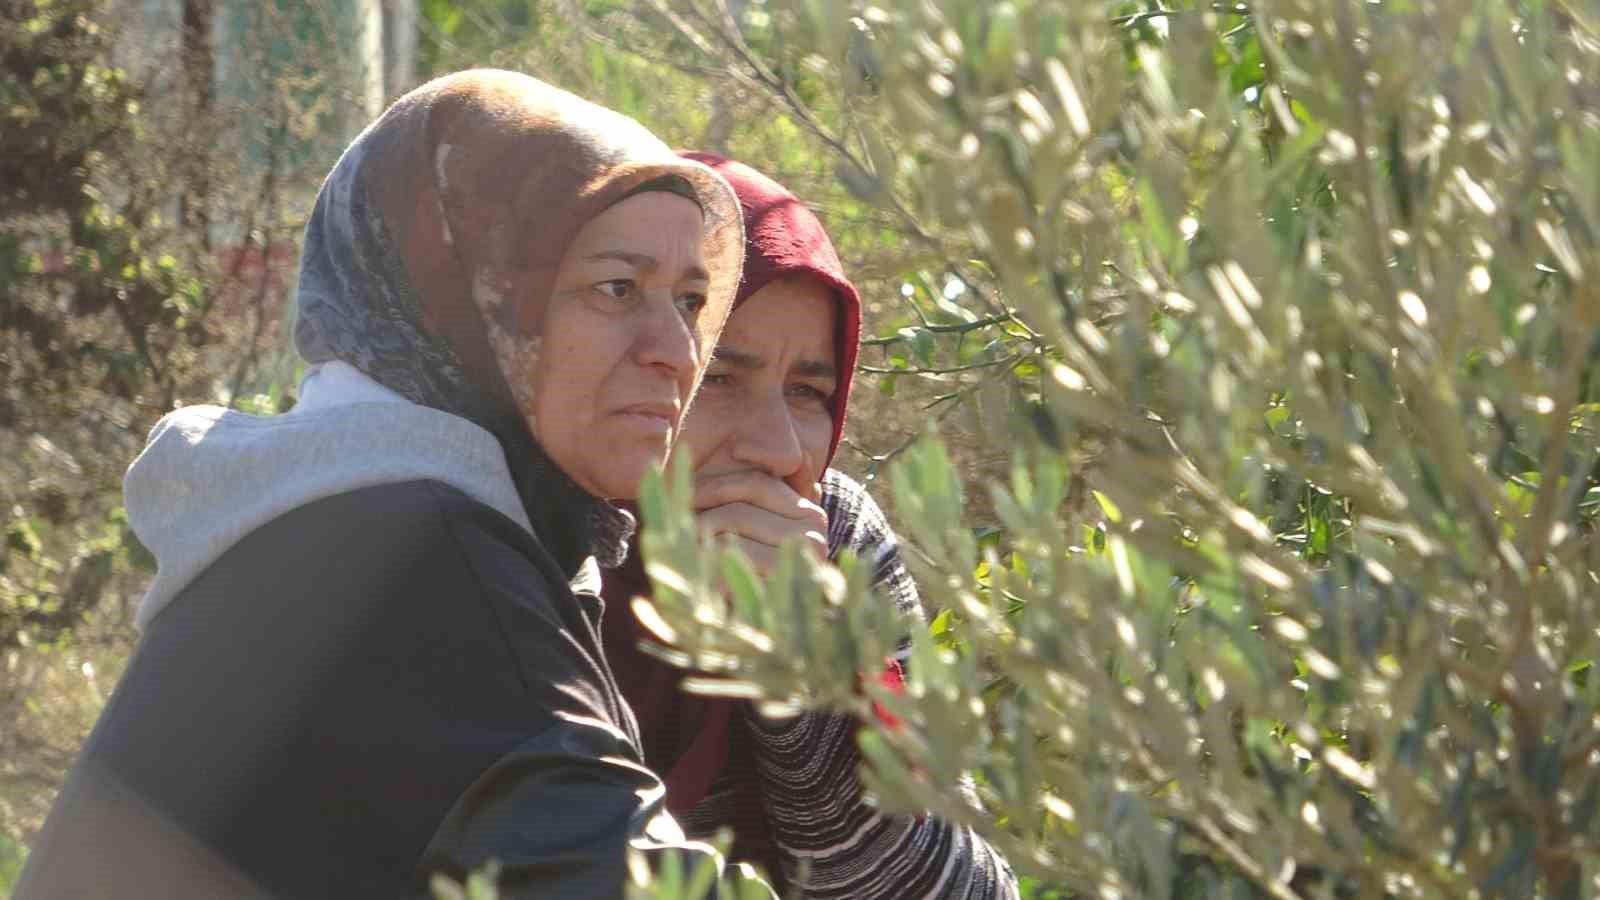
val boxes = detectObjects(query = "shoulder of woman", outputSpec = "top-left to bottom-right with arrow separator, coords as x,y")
818,470 -> 922,616
289,478 -> 543,561
407,480 -> 614,634
201,479 -> 605,694
820,468 -> 895,552
199,478 -> 573,627
132,479 -> 580,726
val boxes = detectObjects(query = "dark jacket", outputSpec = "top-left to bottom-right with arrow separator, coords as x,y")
18,477 -> 701,899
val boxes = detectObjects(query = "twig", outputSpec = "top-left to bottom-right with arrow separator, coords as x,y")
1191,814 -> 1307,900
1521,310 -> 1596,567
859,354 -> 1023,376
663,0 -> 940,250
565,5 -> 750,79
1561,732 -> 1600,769
946,263 -> 1029,330
106,284 -> 172,411
860,403 -> 958,481
1111,3 -> 1251,27
1329,2 -> 1400,309
226,102 -> 284,409
861,313 -> 1024,347
856,356 -> 1021,479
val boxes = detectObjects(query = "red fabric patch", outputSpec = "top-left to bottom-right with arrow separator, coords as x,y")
870,657 -> 907,731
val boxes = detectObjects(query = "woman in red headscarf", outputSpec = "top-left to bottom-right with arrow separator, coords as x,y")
602,153 -> 1019,899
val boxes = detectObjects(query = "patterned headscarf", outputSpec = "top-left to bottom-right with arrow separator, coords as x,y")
293,70 -> 743,568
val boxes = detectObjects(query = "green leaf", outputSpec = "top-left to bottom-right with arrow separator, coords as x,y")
721,552 -> 764,623
911,327 -> 936,365
1228,34 -> 1264,96
1092,489 -> 1122,524
1308,513 -> 1330,557
1579,485 -> 1600,518
4,519 -> 41,558
1264,405 -> 1291,433
422,0 -> 464,35
1135,177 -> 1180,261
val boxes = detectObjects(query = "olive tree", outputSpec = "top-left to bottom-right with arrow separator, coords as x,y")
626,1 -> 1600,897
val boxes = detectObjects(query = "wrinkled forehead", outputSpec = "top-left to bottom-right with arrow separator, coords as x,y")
719,275 -> 840,366
565,192 -> 709,264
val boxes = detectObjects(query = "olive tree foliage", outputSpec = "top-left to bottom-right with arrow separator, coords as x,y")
620,0 -> 1600,898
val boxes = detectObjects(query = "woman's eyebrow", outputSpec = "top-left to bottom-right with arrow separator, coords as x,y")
710,345 -> 763,369
585,250 -> 710,282
795,358 -> 837,378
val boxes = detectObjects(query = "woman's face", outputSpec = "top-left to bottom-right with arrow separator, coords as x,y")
673,276 -> 838,493
528,191 -> 713,499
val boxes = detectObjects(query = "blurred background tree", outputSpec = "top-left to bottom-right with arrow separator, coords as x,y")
0,0 -> 409,866
8,0 -> 1600,897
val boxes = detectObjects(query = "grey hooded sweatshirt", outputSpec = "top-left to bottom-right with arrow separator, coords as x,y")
126,361 -> 537,628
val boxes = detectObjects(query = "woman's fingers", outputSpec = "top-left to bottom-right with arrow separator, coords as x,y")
726,536 -> 779,577
698,502 -> 828,553
720,533 -> 825,578
692,471 -> 829,578
692,470 -> 826,529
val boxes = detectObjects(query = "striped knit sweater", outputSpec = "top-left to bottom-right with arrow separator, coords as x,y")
676,469 -> 1019,899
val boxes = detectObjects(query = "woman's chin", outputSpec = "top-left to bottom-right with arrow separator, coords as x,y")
582,445 -> 670,501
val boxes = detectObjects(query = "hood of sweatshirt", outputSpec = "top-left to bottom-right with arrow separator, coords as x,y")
124,361 -> 534,629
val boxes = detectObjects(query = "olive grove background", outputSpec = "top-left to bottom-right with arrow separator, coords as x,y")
6,0 -> 1600,898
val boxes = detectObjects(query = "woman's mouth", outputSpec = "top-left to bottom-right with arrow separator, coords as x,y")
616,403 -> 677,433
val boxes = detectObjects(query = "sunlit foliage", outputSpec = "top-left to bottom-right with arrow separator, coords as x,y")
633,1 -> 1600,897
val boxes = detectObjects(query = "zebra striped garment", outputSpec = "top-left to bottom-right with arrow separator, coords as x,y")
678,469 -> 1020,899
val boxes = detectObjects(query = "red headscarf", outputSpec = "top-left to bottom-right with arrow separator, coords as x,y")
679,152 -> 861,467
599,154 -> 867,876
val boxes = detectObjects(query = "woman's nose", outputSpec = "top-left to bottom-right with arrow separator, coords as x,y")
631,298 -> 699,381
729,393 -> 806,479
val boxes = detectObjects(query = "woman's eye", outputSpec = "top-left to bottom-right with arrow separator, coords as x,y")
675,291 -> 708,317
595,279 -> 635,300
788,384 -> 831,403
701,372 -> 732,387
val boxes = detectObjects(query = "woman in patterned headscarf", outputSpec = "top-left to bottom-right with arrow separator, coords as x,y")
18,70 -> 748,899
